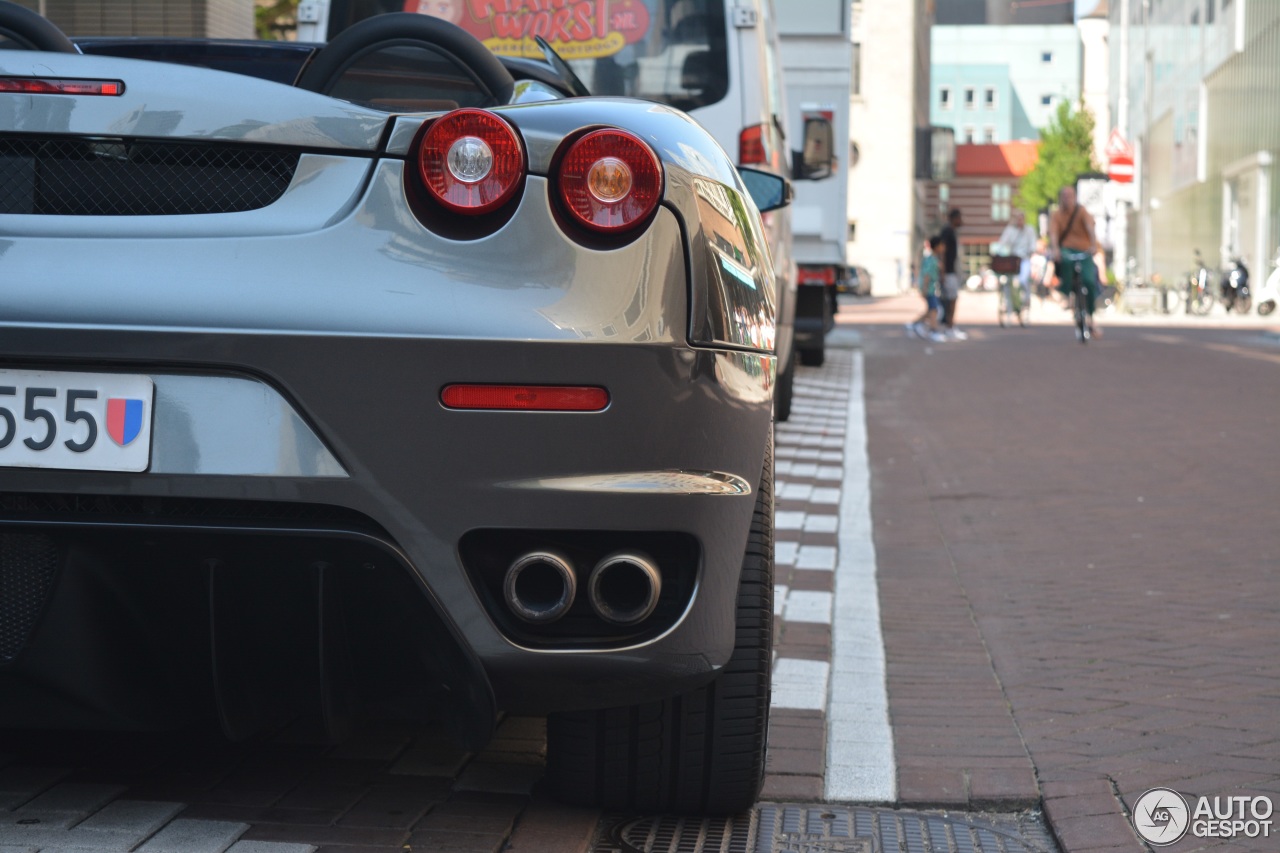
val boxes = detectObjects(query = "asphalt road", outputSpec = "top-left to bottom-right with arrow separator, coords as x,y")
860,292 -> 1280,852
2,292 -> 1277,853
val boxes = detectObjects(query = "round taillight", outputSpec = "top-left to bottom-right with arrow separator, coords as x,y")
418,109 -> 525,214
558,129 -> 663,233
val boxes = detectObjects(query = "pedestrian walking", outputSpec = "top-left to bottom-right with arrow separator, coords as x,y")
939,208 -> 967,340
906,236 -> 947,342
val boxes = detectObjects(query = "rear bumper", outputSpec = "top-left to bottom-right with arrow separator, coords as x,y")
0,167 -> 774,730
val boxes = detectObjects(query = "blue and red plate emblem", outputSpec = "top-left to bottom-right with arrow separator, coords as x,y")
106,398 -> 145,447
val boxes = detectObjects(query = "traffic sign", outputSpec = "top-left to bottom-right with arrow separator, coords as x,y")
1106,129 -> 1134,159
1109,154 -> 1134,183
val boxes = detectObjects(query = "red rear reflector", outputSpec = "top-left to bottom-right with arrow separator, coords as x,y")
738,123 -> 767,166
440,385 -> 609,411
0,77 -> 123,96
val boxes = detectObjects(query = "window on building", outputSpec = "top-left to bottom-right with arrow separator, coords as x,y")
983,127 -> 996,143
963,126 -> 975,144
1191,8 -> 1199,24
1041,94 -> 1053,107
851,42 -> 862,96
984,87 -> 997,109
991,183 -> 1011,221
1206,0 -> 1215,23
938,182 -> 950,218
939,86 -> 952,110
1041,50 -> 1053,63
964,87 -> 975,109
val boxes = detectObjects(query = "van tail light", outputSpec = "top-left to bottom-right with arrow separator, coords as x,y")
417,108 -> 525,214
556,129 -> 663,233
798,266 -> 836,286
739,123 -> 767,166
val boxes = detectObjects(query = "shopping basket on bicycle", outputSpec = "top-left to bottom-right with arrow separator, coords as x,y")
990,255 -> 1021,275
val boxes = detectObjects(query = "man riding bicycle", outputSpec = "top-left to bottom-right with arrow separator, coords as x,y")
1049,184 -> 1102,339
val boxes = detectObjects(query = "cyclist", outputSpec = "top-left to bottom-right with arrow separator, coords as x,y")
997,209 -> 1037,317
1048,185 -> 1102,339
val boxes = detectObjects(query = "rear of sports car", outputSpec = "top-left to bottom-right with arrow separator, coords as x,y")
0,46 -> 776,813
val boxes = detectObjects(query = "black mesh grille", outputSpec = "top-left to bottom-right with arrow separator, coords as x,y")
0,533 -> 60,663
0,135 -> 299,215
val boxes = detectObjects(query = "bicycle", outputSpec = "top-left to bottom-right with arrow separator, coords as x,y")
1060,248 -> 1093,344
1185,249 -> 1215,316
992,255 -> 1027,327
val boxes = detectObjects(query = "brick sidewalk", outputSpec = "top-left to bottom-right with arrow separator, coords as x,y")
855,293 -> 1280,852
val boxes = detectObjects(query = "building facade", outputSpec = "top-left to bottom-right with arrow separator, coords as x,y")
847,0 -> 933,294
937,0 -> 1074,26
12,0 -> 253,38
932,24 -> 1083,144
1113,0 -> 1279,279
924,142 -> 1039,279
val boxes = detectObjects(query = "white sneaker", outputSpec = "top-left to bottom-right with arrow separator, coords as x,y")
948,328 -> 969,340
929,331 -> 948,342
904,322 -> 918,338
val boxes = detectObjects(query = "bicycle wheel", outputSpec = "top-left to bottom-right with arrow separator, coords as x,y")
1189,291 -> 1214,315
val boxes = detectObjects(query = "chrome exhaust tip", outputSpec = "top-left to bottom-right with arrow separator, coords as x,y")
588,552 -> 661,626
503,551 -> 576,624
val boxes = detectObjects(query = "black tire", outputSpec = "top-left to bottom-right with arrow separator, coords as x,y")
1258,300 -> 1276,317
546,438 -> 774,815
1189,291 -> 1214,316
1236,293 -> 1252,314
799,345 -> 824,367
774,352 -> 795,423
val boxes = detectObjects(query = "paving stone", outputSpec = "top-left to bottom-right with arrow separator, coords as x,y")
770,658 -> 830,711
224,842 -> 316,853
782,590 -> 833,625
137,819 -> 248,853
451,762 -> 541,796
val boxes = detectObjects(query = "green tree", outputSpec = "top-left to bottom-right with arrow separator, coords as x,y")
1016,100 -> 1098,218
255,0 -> 298,40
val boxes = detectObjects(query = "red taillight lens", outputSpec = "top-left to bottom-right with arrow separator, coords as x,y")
417,108 -> 525,214
0,77 -> 123,96
557,129 -> 663,233
739,123 -> 767,166
440,385 -> 609,411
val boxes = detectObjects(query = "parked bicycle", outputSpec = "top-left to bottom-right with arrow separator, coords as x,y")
1185,249 -> 1215,315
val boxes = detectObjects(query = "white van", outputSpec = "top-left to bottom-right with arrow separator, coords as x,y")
302,0 -> 835,417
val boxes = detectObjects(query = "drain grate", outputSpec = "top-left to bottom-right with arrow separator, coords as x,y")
594,804 -> 1059,853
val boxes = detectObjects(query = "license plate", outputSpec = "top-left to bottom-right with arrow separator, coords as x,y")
0,369 -> 154,473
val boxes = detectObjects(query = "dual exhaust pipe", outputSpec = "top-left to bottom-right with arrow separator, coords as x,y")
502,550 -> 661,626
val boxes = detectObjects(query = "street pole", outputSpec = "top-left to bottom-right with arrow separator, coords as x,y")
1140,0 -> 1152,282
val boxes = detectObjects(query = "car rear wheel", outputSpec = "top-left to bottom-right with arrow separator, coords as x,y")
799,345 -> 825,367
775,350 -> 795,422
546,436 -> 774,815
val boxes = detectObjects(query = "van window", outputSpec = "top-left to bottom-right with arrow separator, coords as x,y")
325,0 -> 729,112
563,0 -> 730,112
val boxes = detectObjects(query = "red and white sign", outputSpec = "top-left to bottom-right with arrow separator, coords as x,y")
1106,130 -> 1135,183
1109,154 -> 1134,183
